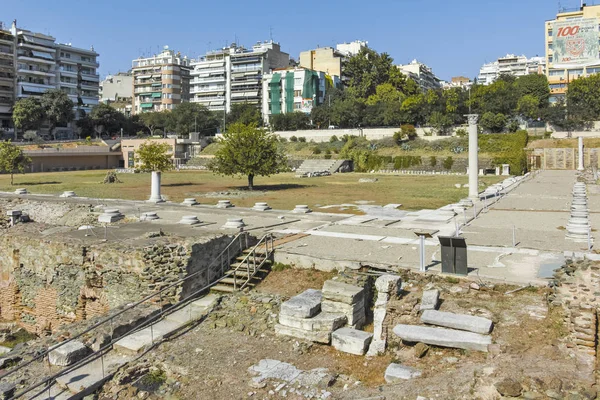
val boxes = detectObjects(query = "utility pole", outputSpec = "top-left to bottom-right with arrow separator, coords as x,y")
566,70 -> 571,139
328,95 -> 331,128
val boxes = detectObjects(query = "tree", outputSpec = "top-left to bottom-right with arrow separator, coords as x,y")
138,111 -> 169,136
517,94 -> 539,120
0,141 -> 31,185
479,112 -> 507,133
167,102 -> 218,137
567,73 -> 600,121
226,103 -> 262,127
270,113 -> 311,131
514,74 -> 550,109
90,103 -> 126,137
40,89 -> 74,139
135,141 -> 173,172
12,97 -> 44,136
210,123 -> 288,190
427,111 -> 454,135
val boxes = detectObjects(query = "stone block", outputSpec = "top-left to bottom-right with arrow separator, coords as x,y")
332,327 -> 373,355
384,363 -> 422,382
280,289 -> 322,318
421,310 -> 493,334
322,280 -> 364,304
420,289 -> 440,311
49,340 -> 90,366
0,382 -> 15,400
393,324 -> 491,352
375,275 -> 401,295
274,324 -> 331,344
278,312 -> 347,332
321,299 -> 364,325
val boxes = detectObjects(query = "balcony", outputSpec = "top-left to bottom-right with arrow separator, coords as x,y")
78,58 -> 99,67
81,81 -> 99,90
18,42 -> 56,54
191,76 -> 224,84
18,67 -> 55,77
80,72 -> 100,81
59,80 -> 77,88
0,38 -> 13,46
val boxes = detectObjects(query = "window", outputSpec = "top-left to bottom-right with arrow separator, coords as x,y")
588,67 -> 600,74
294,90 -> 301,97
294,102 -> 301,110
549,70 -> 564,77
128,152 -> 135,167
568,69 -> 584,75
549,83 -> 566,89
548,56 -> 553,63
548,29 -> 552,37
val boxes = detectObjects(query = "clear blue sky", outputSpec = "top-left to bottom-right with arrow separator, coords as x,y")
2,0 -> 581,81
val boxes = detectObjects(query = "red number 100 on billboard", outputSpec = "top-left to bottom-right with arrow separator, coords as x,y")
557,26 -> 580,37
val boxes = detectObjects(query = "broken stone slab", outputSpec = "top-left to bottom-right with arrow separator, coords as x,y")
421,310 -> 493,334
322,280 -> 364,304
49,340 -> 90,366
420,289 -> 440,311
384,363 -> 422,382
0,382 -> 15,400
60,190 -> 76,198
321,299 -> 365,325
222,218 -> 245,229
182,198 -> 198,206
98,208 -> 123,223
332,327 -> 373,355
280,289 -> 322,318
216,200 -> 233,208
274,324 -> 331,344
375,274 -> 401,295
278,312 -> 347,332
292,205 -> 312,213
0,346 -> 10,356
393,324 -> 491,352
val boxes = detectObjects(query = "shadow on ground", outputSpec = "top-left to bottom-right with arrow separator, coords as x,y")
231,183 -> 312,192
18,181 -> 62,185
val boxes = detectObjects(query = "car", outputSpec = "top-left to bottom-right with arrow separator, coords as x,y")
328,125 -> 338,129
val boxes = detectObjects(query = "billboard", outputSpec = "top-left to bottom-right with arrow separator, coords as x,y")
552,18 -> 599,68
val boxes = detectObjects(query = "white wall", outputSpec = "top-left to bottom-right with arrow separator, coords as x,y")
272,127 -> 462,143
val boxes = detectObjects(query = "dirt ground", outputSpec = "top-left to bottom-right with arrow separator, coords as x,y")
96,269 -> 596,400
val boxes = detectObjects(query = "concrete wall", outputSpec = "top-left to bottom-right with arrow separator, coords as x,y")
27,154 -> 121,172
273,127 -> 462,143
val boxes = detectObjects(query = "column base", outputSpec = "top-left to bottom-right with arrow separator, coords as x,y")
147,197 -> 165,203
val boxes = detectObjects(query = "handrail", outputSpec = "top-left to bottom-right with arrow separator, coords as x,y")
229,233 -> 274,291
3,231 -> 249,397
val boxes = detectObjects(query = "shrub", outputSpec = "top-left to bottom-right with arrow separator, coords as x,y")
329,135 -> 339,143
443,156 -> 454,170
312,146 -> 322,154
325,149 -> 331,155
298,136 -> 306,143
401,143 -> 411,151
393,156 -> 422,169
455,128 -> 467,137
290,135 -> 298,142
429,156 -> 437,167
324,154 -> 332,159
279,136 -> 288,143
401,124 -> 417,140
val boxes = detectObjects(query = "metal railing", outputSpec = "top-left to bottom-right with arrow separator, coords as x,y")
4,232 -> 250,399
227,233 -> 274,291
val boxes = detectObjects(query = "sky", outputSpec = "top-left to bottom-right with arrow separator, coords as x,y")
1,0 -> 585,81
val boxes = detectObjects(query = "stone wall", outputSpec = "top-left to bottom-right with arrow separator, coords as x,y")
529,148 -> 600,170
0,224 -> 235,334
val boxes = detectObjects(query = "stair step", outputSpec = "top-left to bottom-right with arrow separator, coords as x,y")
225,269 -> 269,277
113,319 -> 182,355
211,284 -> 235,293
235,255 -> 267,262
230,261 -> 270,270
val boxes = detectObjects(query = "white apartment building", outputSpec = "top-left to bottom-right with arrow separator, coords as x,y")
477,54 -> 546,85
100,72 -> 133,103
131,47 -> 191,114
397,59 -> 442,92
189,41 -> 289,113
336,40 -> 368,57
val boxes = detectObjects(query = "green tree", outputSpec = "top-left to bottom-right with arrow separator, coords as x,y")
401,94 -> 427,125
90,103 -> 126,137
167,102 -> 218,137
479,112 -> 507,133
209,123 -> 288,190
40,89 -> 74,139
0,141 -> 31,185
135,141 -> 173,172
226,103 -> 262,127
138,111 -> 169,136
514,74 -> 550,109
517,94 -> 539,120
567,73 -> 600,121
12,97 -> 44,137
270,113 -> 311,131
427,111 -> 454,135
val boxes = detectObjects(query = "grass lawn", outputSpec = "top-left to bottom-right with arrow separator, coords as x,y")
0,170 -> 503,212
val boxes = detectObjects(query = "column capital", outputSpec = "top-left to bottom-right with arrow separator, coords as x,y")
465,114 -> 479,125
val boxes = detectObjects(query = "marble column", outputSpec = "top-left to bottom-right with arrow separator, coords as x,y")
578,136 -> 584,171
148,171 -> 164,203
467,114 -> 479,199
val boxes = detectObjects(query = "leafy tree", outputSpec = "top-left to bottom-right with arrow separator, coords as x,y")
567,73 -> 600,121
427,111 -> 454,135
226,103 -> 262,127
479,112 -> 507,133
0,141 -> 31,185
514,74 -> 550,109
167,102 -> 218,137
90,103 -> 126,137
75,115 -> 95,138
137,111 -> 168,136
135,141 -> 173,172
209,123 -> 288,190
23,131 -> 38,142
331,96 -> 365,128
517,94 -> 539,120
12,97 -> 44,136
401,94 -> 427,125
270,112 -> 311,131
40,89 -> 74,139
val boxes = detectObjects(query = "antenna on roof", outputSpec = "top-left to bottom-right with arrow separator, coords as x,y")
269,26 -> 273,41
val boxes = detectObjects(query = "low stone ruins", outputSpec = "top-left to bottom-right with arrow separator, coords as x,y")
566,182 -> 592,243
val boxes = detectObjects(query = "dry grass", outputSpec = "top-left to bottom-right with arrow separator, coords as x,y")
256,268 -> 336,298
528,137 -> 600,149
0,170 -> 503,211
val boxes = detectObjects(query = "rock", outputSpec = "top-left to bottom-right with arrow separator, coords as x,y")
0,382 -> 16,400
420,290 -> 440,311
49,340 -> 90,366
0,355 -> 21,369
393,324 -> 492,352
280,289 -> 322,318
278,312 -> 347,332
322,280 -> 364,304
384,363 -> 422,382
331,328 -> 373,356
522,392 -> 543,399
545,390 -> 562,399
414,342 -> 429,358
321,299 -> 365,326
274,324 -> 331,344
420,310 -> 493,334
0,346 -> 10,356
375,275 -> 401,295
469,282 -> 480,290
495,378 -> 522,397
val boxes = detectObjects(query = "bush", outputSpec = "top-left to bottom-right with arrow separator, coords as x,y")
312,146 -> 322,154
455,128 -> 467,137
393,156 -> 422,169
324,154 -> 332,160
429,156 -> 437,167
443,156 -> 454,170
329,135 -> 338,143
278,136 -> 288,143
325,149 -> 331,155
290,135 -> 298,142
298,136 -> 306,143
401,124 -> 417,140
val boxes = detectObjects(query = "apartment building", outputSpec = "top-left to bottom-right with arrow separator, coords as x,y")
397,59 -> 442,92
545,3 -> 600,102
100,72 -> 133,103
299,47 -> 343,77
131,47 -> 191,114
477,54 -> 545,85
335,40 -> 368,57
262,67 -> 340,125
189,41 -> 289,113
0,23 -> 15,130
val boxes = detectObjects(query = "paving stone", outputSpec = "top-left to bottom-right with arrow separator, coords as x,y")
278,312 -> 347,332
384,363 -> 422,382
280,289 -> 322,318
322,280 -> 364,304
420,289 -> 440,311
274,324 -> 331,344
331,327 -> 373,355
393,324 -> 491,352
421,310 -> 493,334
49,340 -> 90,366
